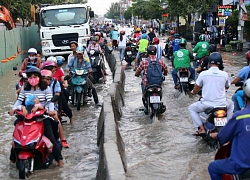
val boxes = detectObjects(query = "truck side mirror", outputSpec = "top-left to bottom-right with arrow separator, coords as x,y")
89,11 -> 94,18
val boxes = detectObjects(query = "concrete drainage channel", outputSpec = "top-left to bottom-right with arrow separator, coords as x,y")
96,52 -> 127,180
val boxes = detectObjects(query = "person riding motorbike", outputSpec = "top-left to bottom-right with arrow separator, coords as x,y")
195,44 -> 224,73
152,37 -> 163,60
231,50 -> 250,112
86,37 -> 107,82
66,46 -> 100,106
41,69 -> 70,148
192,34 -> 210,68
133,27 -> 142,43
135,45 -> 168,114
134,34 -> 149,71
171,38 -> 195,89
138,29 -> 150,41
20,48 -> 42,71
67,41 -> 89,64
188,52 -> 234,136
95,32 -> 112,54
9,67 -> 64,167
208,79 -> 250,180
147,28 -> 156,44
171,33 -> 180,53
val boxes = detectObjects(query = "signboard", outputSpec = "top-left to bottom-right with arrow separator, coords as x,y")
218,5 -> 232,17
219,17 -> 226,26
190,18 -> 195,27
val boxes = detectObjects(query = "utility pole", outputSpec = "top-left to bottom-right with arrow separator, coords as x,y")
237,0 -> 247,51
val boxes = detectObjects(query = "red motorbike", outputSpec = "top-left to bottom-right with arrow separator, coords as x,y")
12,109 -> 54,179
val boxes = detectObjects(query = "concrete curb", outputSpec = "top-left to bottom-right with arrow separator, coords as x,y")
96,51 -> 127,180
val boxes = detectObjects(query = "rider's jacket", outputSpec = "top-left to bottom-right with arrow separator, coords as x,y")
217,104 -> 250,172
193,41 -> 209,58
133,32 -> 141,43
172,38 -> 180,52
20,57 -> 42,71
138,39 -> 149,53
66,56 -> 92,71
173,49 -> 191,70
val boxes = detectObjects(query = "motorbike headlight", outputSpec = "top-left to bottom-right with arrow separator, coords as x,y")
26,142 -> 37,149
75,69 -> 84,75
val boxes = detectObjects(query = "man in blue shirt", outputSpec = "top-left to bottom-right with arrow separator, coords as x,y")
66,47 -> 100,105
209,79 -> 250,180
171,33 -> 180,52
231,51 -> 250,111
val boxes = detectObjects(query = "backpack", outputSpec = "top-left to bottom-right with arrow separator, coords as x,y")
146,58 -> 163,85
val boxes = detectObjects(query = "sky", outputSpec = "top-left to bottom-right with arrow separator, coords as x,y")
87,0 -> 119,17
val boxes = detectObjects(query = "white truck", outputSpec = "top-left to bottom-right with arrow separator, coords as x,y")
40,4 -> 94,57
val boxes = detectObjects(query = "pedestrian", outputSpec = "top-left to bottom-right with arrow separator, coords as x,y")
118,30 -> 126,63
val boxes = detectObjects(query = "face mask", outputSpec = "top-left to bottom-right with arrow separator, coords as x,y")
29,56 -> 36,60
28,77 -> 40,86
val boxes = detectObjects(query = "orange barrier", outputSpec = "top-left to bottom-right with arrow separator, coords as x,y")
1,54 -> 18,63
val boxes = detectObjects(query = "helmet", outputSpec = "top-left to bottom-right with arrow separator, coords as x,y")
46,56 -> 57,63
26,67 -> 41,77
136,28 -> 141,32
69,41 -> 78,47
243,79 -> 250,98
142,34 -> 147,39
142,29 -> 146,33
174,33 -> 179,38
179,38 -> 187,45
55,56 -> 65,66
41,69 -> 52,77
147,45 -> 157,55
120,30 -> 125,35
94,32 -> 101,37
76,46 -> 85,54
114,27 -> 118,31
170,30 -> 175,35
208,52 -> 222,65
28,48 -> 37,55
209,44 -> 217,53
42,61 -> 56,70
199,34 -> 205,41
152,37 -> 159,45
246,50 -> 250,63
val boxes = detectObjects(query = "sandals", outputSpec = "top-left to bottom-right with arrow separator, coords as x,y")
193,131 -> 206,136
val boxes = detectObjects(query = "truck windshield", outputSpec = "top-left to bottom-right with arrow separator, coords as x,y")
41,7 -> 87,27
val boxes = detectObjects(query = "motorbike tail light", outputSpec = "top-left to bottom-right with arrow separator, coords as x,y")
157,88 -> 161,91
126,47 -> 132,51
148,88 -> 153,92
180,68 -> 188,72
214,110 -> 227,118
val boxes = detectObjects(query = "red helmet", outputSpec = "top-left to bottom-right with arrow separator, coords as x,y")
246,50 -> 250,63
120,30 -> 125,35
152,37 -> 159,45
170,30 -> 175,35
42,61 -> 56,70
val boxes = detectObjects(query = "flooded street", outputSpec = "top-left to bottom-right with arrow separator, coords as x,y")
0,64 -> 112,180
119,48 -> 246,180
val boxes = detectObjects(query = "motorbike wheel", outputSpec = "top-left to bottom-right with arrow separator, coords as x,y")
152,109 -> 158,123
19,159 -> 28,179
180,83 -> 188,95
76,92 -> 81,111
71,92 -> 75,105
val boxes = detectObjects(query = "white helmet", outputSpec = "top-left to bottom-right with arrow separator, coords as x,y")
243,79 -> 250,98
46,56 -> 57,63
28,48 -> 37,55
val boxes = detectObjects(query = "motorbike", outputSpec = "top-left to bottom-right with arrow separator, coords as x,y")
88,49 -> 104,83
137,52 -> 147,67
198,106 -> 228,149
70,68 -> 88,110
214,143 -> 250,179
177,67 -> 194,95
124,41 -> 137,65
12,109 -> 54,179
144,84 -> 166,123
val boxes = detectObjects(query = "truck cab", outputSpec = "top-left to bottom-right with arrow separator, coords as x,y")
40,4 -> 94,57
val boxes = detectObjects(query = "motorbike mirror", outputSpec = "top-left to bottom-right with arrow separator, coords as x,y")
231,74 -> 235,78
13,67 -> 17,71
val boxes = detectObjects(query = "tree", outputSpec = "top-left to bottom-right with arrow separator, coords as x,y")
105,2 -> 121,19
124,6 -> 133,20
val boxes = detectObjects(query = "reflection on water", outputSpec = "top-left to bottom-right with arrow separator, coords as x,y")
120,52 -> 245,180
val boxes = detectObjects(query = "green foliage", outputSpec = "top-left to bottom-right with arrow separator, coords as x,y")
124,6 -> 133,20
130,0 -> 165,20
105,2 -> 121,19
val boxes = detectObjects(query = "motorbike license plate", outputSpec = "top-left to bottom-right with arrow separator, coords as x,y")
127,51 -> 132,55
214,117 -> 227,126
180,77 -> 188,82
150,96 -> 160,103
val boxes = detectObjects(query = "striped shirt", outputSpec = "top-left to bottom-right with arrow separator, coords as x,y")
13,86 -> 54,111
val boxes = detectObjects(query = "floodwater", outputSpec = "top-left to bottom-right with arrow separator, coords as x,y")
119,46 -> 246,180
0,63 -> 112,180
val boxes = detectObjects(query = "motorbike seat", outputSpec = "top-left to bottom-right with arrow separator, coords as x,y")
204,107 -> 215,114
146,84 -> 162,90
